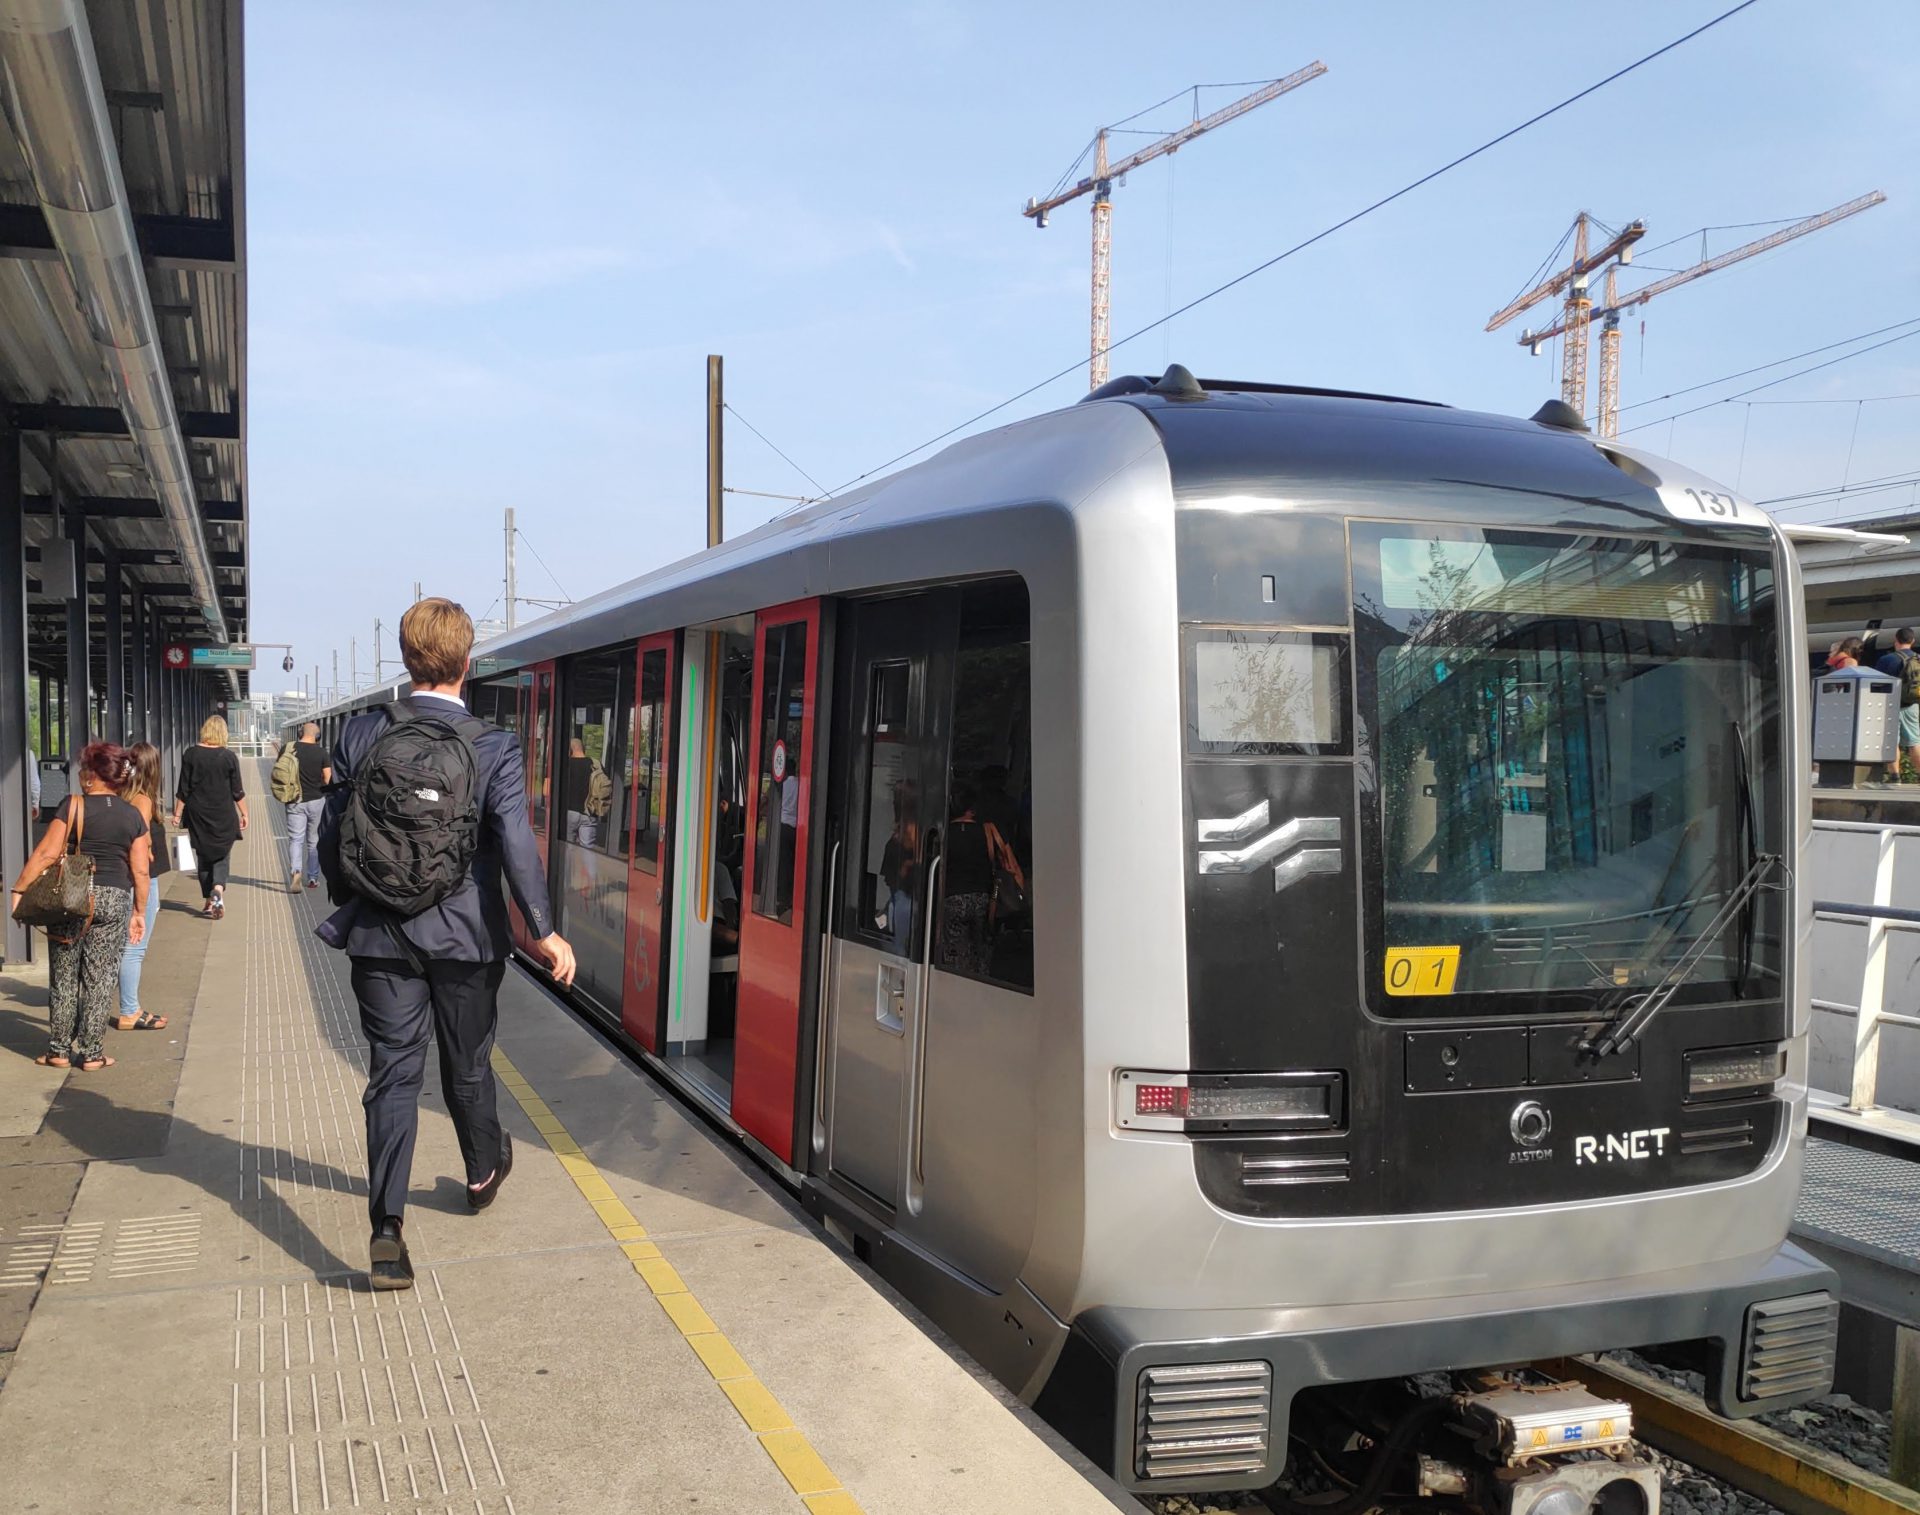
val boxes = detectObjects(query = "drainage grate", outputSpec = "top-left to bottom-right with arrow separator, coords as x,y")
1740,1292 -> 1837,1402
1135,1361 -> 1272,1481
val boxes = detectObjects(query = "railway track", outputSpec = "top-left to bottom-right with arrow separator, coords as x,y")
1547,1357 -> 1919,1515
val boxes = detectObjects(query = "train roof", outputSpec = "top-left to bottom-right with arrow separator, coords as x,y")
316,372 -> 1779,717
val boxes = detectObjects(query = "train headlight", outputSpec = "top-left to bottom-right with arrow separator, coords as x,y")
1116,1070 -> 1344,1133
1684,1044 -> 1785,1101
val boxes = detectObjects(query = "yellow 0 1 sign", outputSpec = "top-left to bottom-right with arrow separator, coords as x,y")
1385,945 -> 1461,997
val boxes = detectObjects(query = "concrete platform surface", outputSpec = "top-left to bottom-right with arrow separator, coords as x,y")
0,794 -> 1125,1514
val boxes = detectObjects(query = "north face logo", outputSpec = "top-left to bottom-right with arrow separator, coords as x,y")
414,787 -> 442,802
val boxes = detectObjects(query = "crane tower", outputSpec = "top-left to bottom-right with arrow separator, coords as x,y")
1490,192 -> 1886,437
1024,64 -> 1328,390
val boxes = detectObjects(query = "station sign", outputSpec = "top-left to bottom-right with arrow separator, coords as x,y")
191,645 -> 256,670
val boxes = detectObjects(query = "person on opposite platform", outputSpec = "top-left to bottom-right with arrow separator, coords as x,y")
318,597 -> 575,1291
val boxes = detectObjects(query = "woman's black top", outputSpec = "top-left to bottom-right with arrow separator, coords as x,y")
59,793 -> 146,891
943,817 -> 994,897
148,807 -> 171,876
177,744 -> 244,854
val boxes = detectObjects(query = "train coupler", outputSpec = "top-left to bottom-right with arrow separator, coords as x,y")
1452,1376 -> 1658,1515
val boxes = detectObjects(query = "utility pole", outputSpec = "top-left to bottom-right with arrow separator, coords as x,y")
1024,65 -> 1327,390
374,619 -> 384,685
412,581 -> 422,604
706,355 -> 724,548
331,650 -> 338,706
504,507 -> 517,631
350,636 -> 358,693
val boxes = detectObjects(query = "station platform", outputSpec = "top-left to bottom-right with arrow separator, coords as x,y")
0,808 -> 1126,1513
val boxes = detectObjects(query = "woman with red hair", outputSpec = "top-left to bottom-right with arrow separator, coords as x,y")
9,742 -> 150,1070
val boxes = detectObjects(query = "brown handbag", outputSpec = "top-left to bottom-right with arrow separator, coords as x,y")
13,794 -> 96,940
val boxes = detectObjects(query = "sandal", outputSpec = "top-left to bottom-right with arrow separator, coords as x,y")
33,1053 -> 70,1068
76,1056 -> 115,1072
111,1012 -> 167,1031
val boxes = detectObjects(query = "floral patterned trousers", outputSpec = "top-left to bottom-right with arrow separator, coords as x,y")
48,886 -> 133,1064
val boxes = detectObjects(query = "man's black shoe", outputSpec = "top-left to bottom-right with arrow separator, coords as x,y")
468,1132 -> 513,1211
369,1218 -> 413,1291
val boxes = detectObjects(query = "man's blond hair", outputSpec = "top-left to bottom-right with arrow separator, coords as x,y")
399,598 -> 474,687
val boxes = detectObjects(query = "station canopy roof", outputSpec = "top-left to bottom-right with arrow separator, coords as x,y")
0,0 -> 247,692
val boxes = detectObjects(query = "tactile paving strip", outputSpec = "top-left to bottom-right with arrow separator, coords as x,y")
0,1220 -> 104,1288
224,787 -> 523,1512
1794,1138 -> 1920,1264
229,1271 -> 515,1515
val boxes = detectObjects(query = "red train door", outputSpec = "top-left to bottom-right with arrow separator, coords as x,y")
510,662 -> 556,956
622,633 -> 677,1051
733,600 -> 821,1162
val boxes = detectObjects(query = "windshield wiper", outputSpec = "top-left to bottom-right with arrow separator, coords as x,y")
1731,719 -> 1762,995
1581,848 -> 1783,1058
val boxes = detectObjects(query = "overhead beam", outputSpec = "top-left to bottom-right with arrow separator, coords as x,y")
8,401 -> 239,441
0,201 -> 235,270
26,581 -> 246,602
23,493 -> 243,523
21,545 -> 245,571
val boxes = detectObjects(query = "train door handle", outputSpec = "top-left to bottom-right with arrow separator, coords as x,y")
875,961 -> 907,1036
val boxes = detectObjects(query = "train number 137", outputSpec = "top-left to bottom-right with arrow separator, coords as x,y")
1681,487 -> 1740,519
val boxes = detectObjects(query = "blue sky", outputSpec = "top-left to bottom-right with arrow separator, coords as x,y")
244,1 -> 1918,696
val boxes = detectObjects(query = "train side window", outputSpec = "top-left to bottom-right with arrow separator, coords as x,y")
858,661 -> 916,950
752,621 -> 808,923
527,670 -> 552,830
936,579 -> 1034,993
632,647 -> 669,870
559,647 -> 636,859
469,679 -> 517,734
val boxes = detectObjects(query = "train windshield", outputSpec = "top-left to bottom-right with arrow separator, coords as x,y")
1351,523 -> 1782,1015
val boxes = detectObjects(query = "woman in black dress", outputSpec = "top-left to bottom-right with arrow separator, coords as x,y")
9,742 -> 150,1070
172,715 -> 248,919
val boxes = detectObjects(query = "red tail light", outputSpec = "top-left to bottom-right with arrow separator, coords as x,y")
1116,1070 -> 1344,1133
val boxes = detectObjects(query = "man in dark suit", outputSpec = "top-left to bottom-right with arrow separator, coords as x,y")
319,597 -> 576,1290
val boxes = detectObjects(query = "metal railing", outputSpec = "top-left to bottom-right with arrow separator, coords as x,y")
1811,819 -> 1920,1113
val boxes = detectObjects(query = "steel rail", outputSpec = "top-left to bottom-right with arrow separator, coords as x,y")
1543,1356 -> 1920,1515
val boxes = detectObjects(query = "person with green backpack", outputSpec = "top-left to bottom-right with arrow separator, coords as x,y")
1875,627 -> 1920,783
274,722 -> 332,890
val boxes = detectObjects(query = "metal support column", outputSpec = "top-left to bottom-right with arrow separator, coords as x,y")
103,546 -> 125,743
63,502 -> 88,753
0,428 -> 30,963
129,590 -> 147,740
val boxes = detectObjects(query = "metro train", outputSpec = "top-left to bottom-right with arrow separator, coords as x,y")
307,369 -> 1839,1509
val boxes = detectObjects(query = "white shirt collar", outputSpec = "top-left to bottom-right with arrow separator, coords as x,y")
410,690 -> 467,709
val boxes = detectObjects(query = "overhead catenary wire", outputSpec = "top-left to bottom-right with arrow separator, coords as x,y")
822,0 -> 1764,500
1617,325 -> 1920,436
723,402 -> 830,500
513,527 -> 572,605
1614,317 -> 1920,415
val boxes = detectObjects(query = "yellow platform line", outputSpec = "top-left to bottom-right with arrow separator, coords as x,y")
490,1047 -> 864,1513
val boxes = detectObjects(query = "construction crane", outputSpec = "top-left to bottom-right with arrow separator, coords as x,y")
1485,214 -> 1647,426
1024,63 -> 1328,390
1492,191 -> 1887,438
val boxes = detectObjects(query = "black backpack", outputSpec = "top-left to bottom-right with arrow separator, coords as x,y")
336,701 -> 488,917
